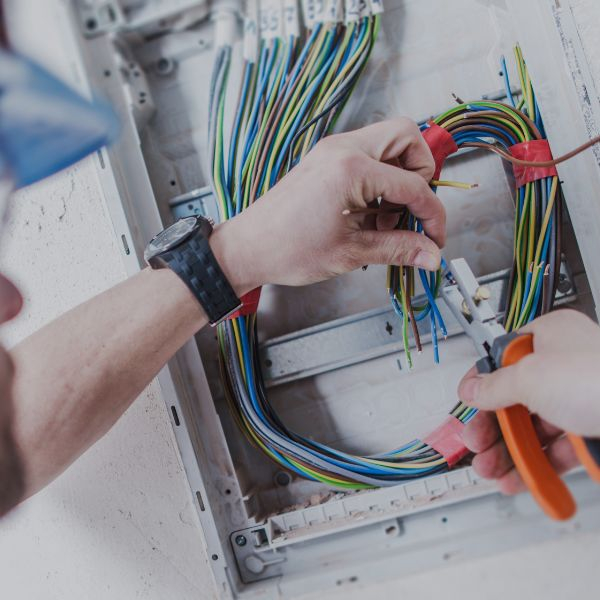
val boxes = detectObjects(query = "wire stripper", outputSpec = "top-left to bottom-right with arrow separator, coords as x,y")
443,258 -> 600,521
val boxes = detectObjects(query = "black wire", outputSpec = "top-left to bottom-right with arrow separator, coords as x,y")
285,81 -> 355,173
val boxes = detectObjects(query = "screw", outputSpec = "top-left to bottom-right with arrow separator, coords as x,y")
156,56 -> 176,76
558,274 -> 572,294
235,535 -> 247,547
473,285 -> 491,304
461,299 -> 471,317
275,471 -> 291,487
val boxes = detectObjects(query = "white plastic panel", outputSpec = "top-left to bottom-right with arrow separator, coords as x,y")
62,0 -> 600,598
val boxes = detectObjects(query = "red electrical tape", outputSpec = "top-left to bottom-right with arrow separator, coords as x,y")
510,140 -> 558,187
228,287 -> 262,319
422,123 -> 459,179
423,416 -> 469,467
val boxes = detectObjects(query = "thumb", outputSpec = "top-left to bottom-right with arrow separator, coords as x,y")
358,229 -> 441,271
458,357 -> 538,412
458,354 -> 600,437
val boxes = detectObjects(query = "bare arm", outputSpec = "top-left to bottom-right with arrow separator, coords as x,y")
9,119 -> 444,498
11,267 -> 209,495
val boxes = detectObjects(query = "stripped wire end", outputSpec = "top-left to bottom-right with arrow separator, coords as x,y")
431,179 -> 479,190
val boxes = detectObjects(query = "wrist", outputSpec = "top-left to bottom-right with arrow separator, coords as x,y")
209,217 -> 263,297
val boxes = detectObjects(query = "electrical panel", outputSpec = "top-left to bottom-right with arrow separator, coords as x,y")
61,1 -> 600,597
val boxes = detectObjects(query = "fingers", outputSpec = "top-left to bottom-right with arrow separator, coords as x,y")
522,309 -> 600,353
458,353 -> 600,437
463,410 -> 578,495
462,411 -> 499,453
0,273 -> 23,323
375,199 -> 401,232
357,229 -> 441,271
463,411 -> 563,456
463,412 -> 513,480
530,414 -> 563,442
337,118 -> 435,180
496,436 -> 579,495
472,440 -> 513,480
457,355 -> 538,411
361,158 -> 446,247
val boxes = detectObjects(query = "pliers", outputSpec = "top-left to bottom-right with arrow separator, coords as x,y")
442,258 -> 600,521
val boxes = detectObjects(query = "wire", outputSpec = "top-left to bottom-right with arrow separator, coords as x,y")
208,35 -> 565,488
388,45 -> 563,436
463,136 -> 600,168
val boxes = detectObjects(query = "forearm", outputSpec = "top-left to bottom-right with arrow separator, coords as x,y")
6,119 -> 444,498
10,267 -> 209,496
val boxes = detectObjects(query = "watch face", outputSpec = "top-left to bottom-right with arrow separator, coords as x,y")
144,216 -> 197,262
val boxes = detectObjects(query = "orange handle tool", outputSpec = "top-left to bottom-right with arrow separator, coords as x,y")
568,434 -> 600,483
492,333 -> 577,521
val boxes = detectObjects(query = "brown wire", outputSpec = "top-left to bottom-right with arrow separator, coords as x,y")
463,135 -> 600,168
407,293 -> 422,353
248,39 -> 310,202
442,102 -> 545,141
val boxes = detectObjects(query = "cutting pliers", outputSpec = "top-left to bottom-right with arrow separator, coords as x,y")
442,258 -> 600,521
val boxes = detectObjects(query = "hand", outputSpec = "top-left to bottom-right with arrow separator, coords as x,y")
209,118 -> 445,294
458,309 -> 600,494
0,272 -> 25,517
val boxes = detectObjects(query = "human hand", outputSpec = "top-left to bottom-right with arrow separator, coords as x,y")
457,309 -> 600,494
209,119 -> 445,294
0,272 -> 25,517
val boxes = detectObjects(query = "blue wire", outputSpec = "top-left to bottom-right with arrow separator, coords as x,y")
430,308 -> 439,364
227,62 -> 253,195
528,267 -> 545,322
279,35 -> 295,95
268,29 -> 341,187
239,44 -> 276,176
501,56 -> 517,108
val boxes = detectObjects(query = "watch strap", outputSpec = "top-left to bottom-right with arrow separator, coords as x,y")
160,234 -> 241,325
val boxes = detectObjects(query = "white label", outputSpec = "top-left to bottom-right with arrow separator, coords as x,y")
260,0 -> 283,40
243,0 -> 259,61
283,0 -> 301,37
301,0 -> 317,29
371,0 -> 384,15
314,0 -> 326,22
324,0 -> 343,22
345,0 -> 360,22
359,0 -> 371,18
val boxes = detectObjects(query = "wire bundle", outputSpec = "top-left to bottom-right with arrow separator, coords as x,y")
387,47 -> 563,440
209,5 -> 379,220
211,29 -> 563,488
389,47 -> 562,367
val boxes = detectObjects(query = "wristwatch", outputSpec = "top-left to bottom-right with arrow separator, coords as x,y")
144,215 -> 241,325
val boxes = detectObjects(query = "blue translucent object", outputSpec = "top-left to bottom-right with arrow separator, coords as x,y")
0,50 -> 119,189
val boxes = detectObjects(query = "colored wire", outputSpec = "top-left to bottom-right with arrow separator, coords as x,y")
210,36 -> 564,488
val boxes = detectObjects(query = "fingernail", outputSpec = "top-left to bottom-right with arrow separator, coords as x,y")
413,250 -> 440,271
458,377 -> 482,405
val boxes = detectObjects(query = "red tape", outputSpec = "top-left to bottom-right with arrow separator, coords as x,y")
423,416 -> 469,467
422,123 -> 459,179
228,287 -> 262,320
510,140 -> 558,187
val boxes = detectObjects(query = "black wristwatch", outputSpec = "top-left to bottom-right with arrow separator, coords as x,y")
144,216 -> 241,326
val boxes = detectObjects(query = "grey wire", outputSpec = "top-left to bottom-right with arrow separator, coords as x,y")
207,45 -> 231,222
221,321 -> 394,486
